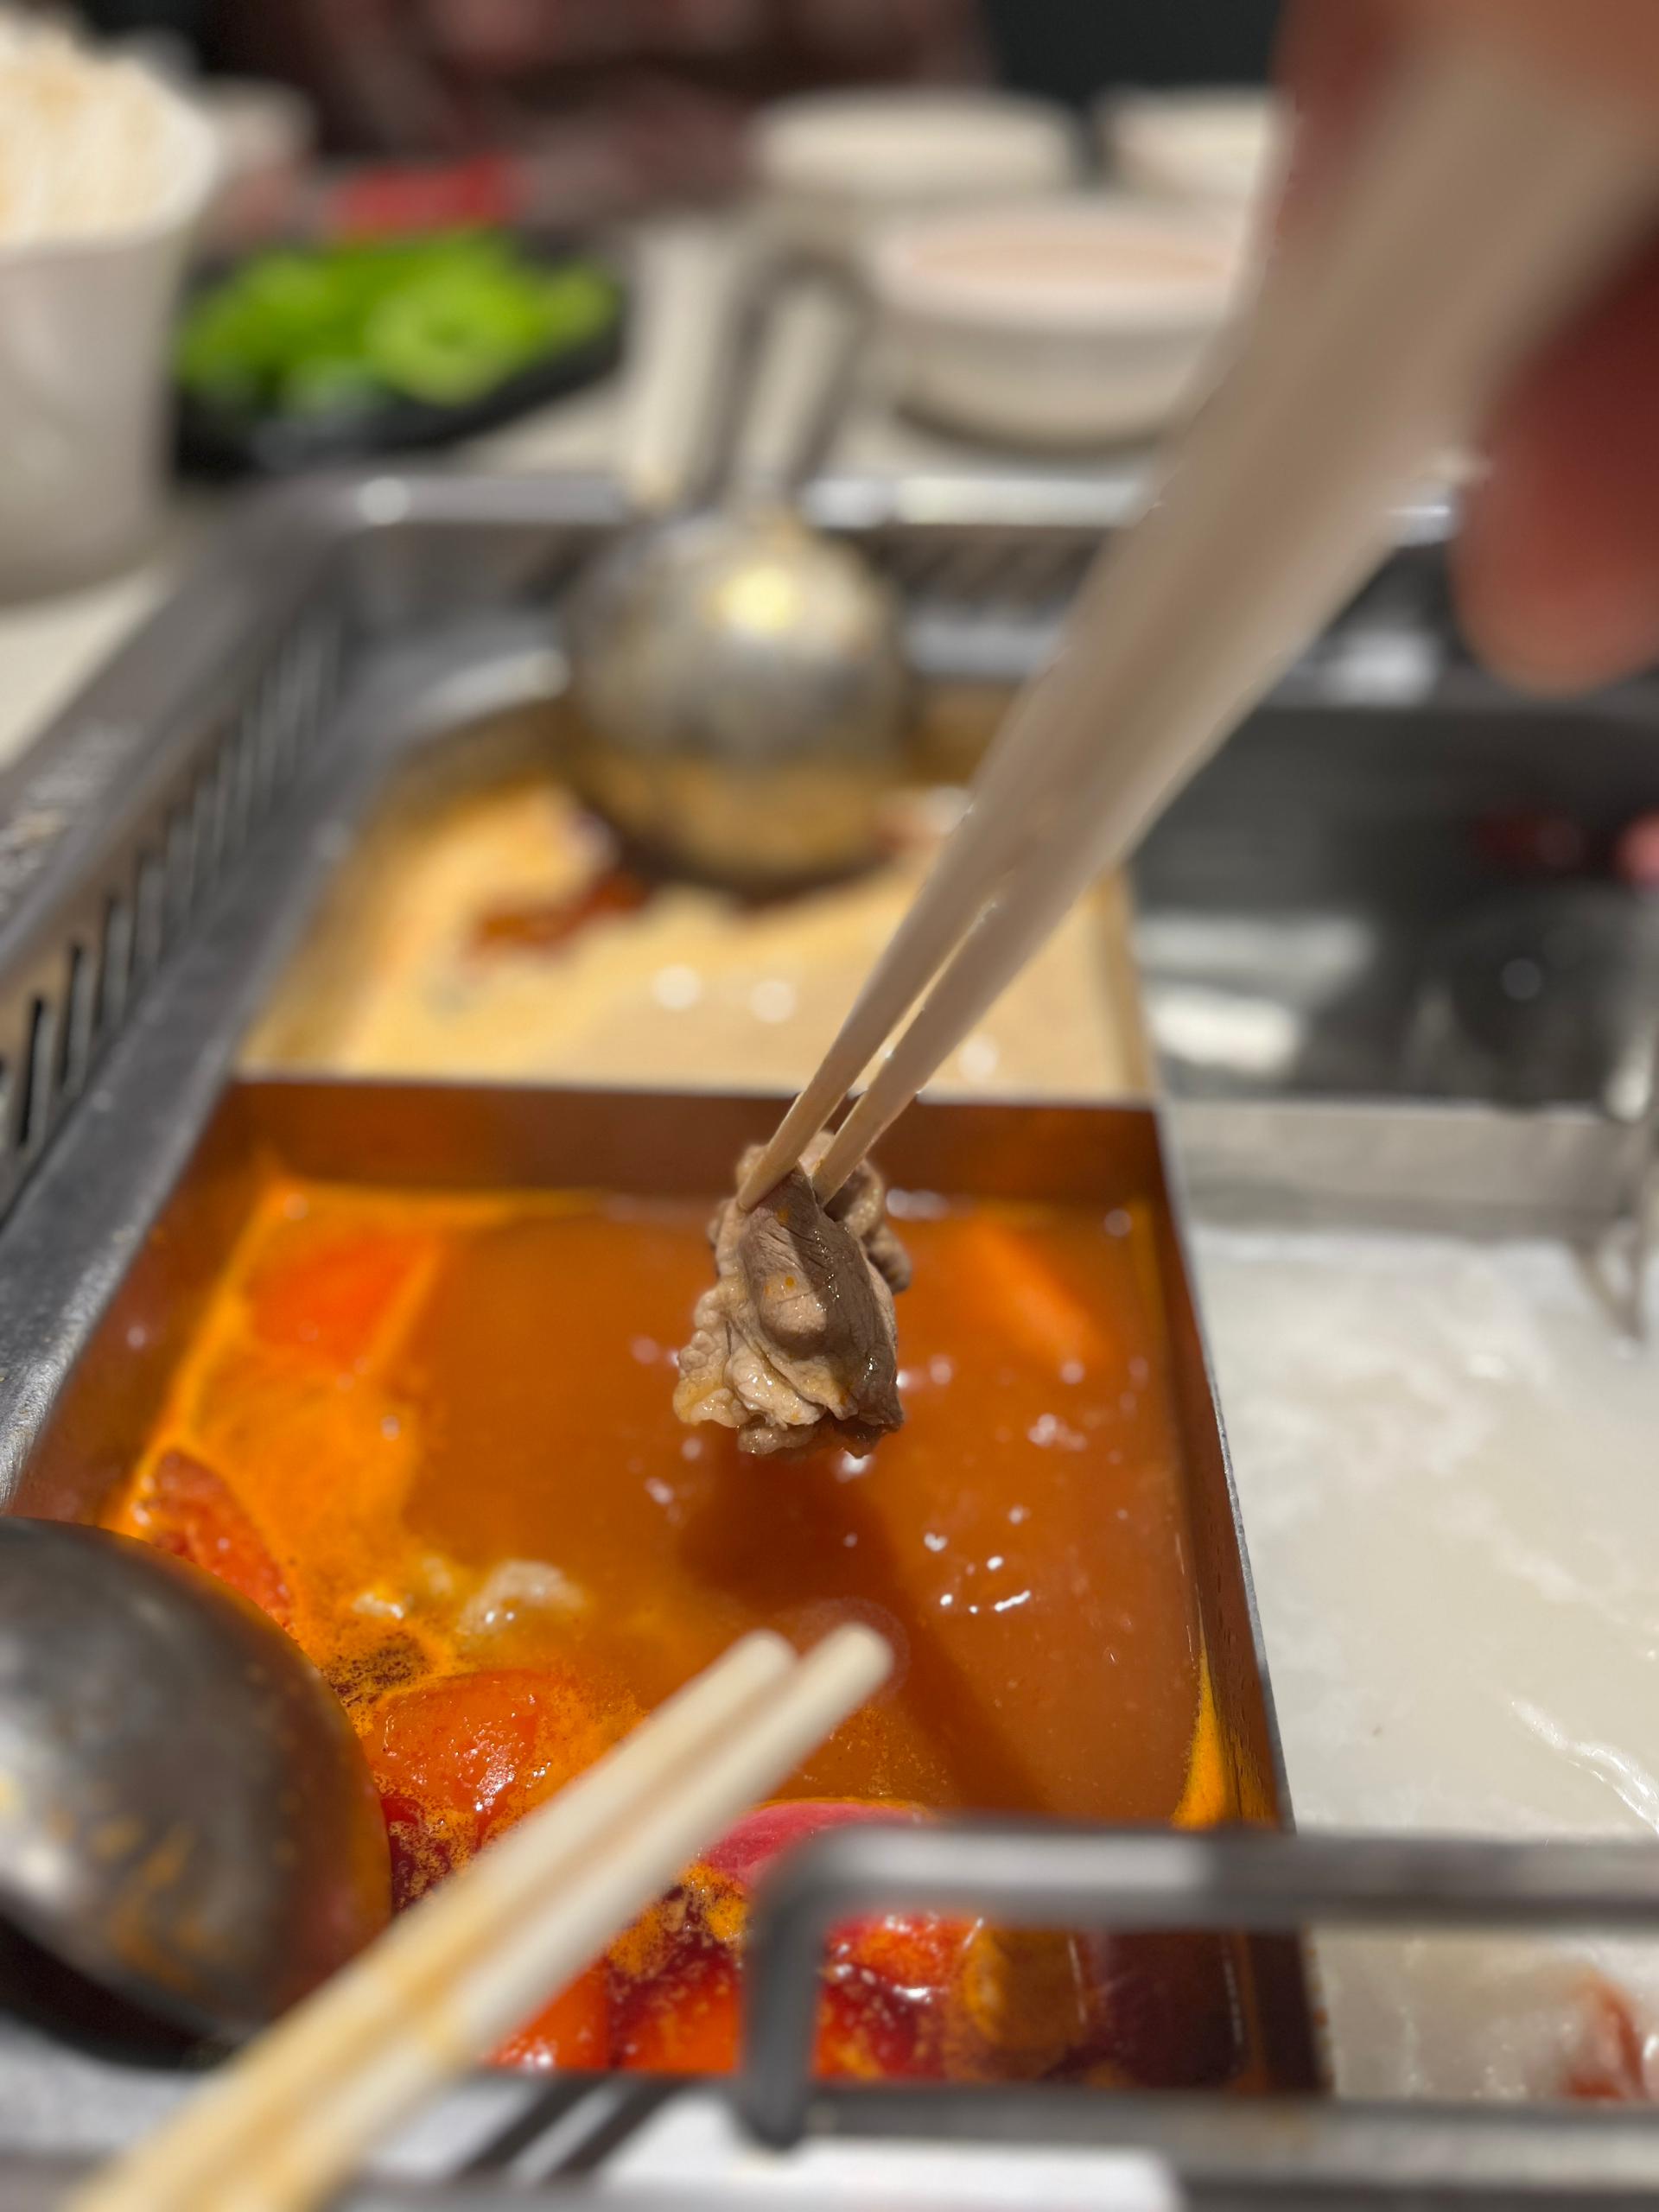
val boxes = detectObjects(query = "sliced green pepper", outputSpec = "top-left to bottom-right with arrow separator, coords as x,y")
175,232 -> 618,421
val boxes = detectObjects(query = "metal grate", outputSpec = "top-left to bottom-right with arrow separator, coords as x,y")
0,601 -> 344,1221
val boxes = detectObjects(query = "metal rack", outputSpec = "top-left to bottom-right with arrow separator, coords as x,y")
0,471 -> 1654,2206
10,1829 -> 1659,2204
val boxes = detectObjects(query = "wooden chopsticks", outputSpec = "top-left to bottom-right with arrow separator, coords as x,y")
739,34 -> 1659,1214
73,1624 -> 891,2212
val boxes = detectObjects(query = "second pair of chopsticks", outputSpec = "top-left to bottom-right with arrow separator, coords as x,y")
741,34 -> 1659,1214
73,1623 -> 890,2212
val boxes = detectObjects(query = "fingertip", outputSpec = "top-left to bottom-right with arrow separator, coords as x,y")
1452,241 -> 1659,696
1453,477 -> 1659,696
1455,600 -> 1659,698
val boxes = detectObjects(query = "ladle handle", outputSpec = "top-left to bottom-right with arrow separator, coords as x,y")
617,221 -> 754,518
724,270 -> 866,508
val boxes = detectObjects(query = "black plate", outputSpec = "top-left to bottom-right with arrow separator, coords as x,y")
175,242 -> 626,480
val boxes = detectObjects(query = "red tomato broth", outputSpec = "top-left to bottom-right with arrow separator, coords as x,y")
99,1173 -> 1256,2086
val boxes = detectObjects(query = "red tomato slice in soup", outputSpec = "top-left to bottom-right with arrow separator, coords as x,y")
611,1800 -> 976,2080
137,1449 -> 294,1629
365,1668 -> 631,1863
817,1909 -> 981,2079
703,1798 -> 925,1887
368,1670 -> 632,2069
244,1222 -> 429,1370
611,1936 -> 742,2075
494,1963 -> 611,2073
378,1788 -> 454,1913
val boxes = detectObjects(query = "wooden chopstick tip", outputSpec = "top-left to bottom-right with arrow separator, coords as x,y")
727,1626 -> 800,1673
793,1621 -> 893,1702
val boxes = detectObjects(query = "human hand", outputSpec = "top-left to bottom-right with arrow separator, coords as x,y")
1280,0 -> 1659,693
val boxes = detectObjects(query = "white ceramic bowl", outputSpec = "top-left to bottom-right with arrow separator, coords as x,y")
868,194 -> 1251,450
0,68 -> 216,600
194,76 -> 314,250
748,89 -> 1081,266
1101,88 -> 1287,218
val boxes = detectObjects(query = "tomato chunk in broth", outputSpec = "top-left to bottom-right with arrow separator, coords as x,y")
101,1173 -> 1257,2084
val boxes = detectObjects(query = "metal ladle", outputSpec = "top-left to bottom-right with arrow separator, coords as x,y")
0,1520 -> 390,2040
566,256 -> 909,889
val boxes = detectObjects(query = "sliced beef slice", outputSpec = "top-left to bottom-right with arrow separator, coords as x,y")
674,1140 -> 909,1457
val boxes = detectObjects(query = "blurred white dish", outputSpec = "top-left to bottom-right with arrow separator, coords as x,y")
1102,87 -> 1287,218
0,21 -> 216,599
868,194 -> 1251,449
748,88 -> 1081,265
194,76 -> 314,249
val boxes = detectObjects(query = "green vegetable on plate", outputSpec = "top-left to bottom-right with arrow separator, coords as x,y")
177,232 -> 619,420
